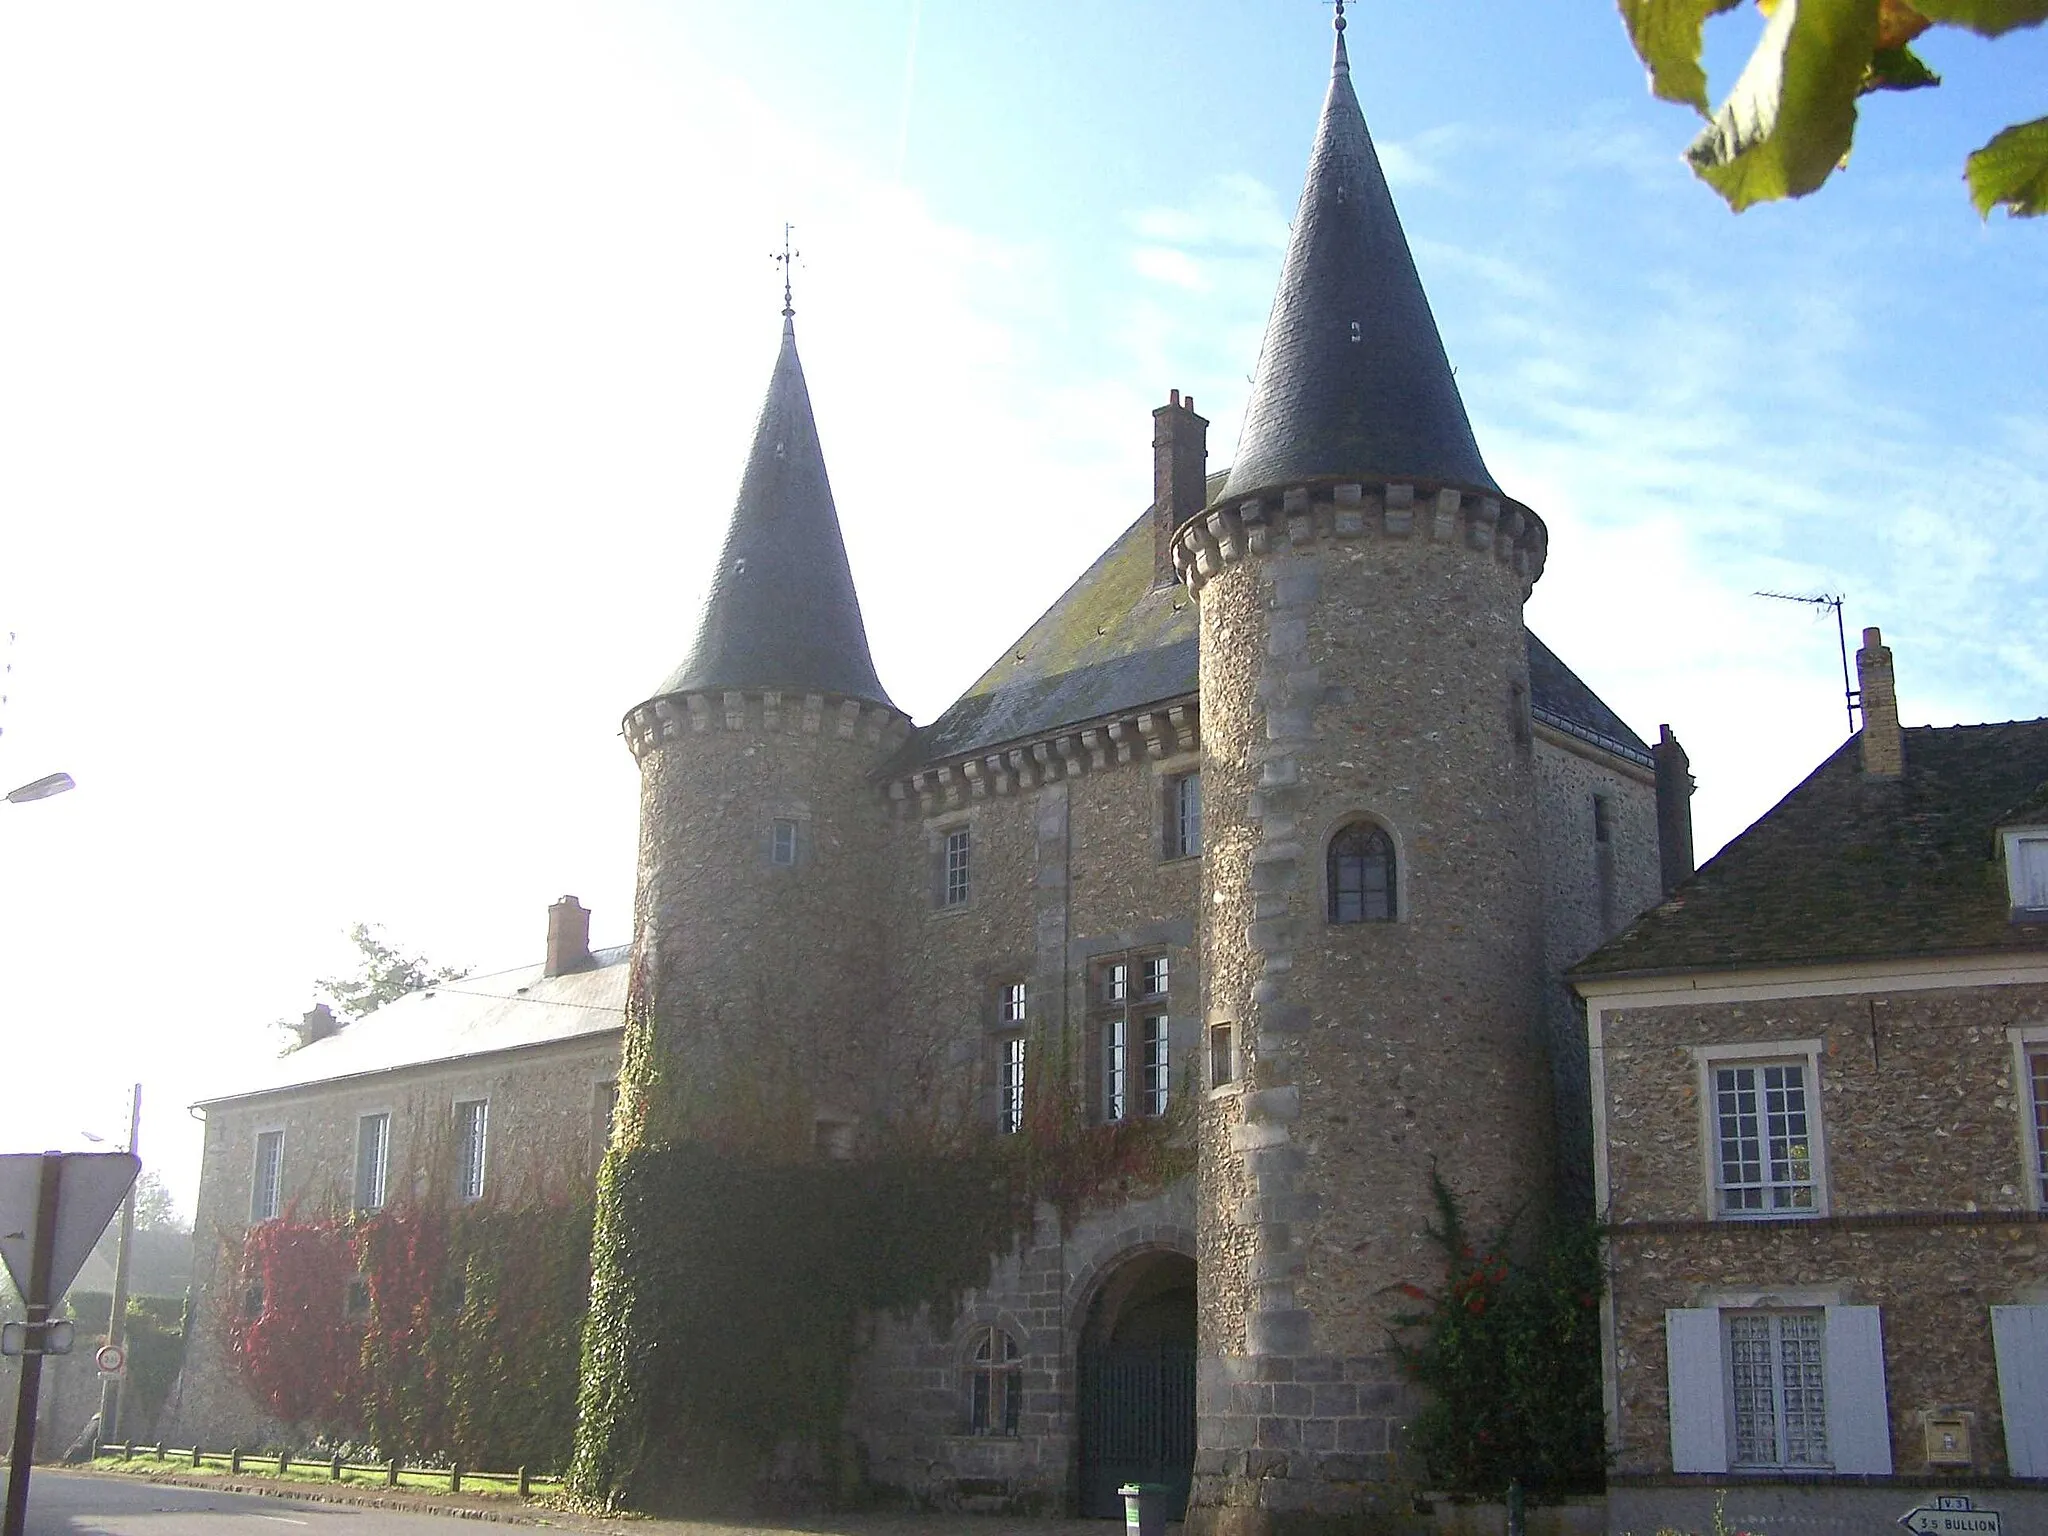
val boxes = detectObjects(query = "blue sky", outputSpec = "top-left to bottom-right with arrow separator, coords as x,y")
0,2 -> 2040,1213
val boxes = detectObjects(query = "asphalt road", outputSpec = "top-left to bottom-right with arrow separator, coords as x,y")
4,1468 -> 487,1535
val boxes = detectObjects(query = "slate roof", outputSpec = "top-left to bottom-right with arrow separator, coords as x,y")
648,316 -> 896,711
891,497 -> 1649,774
1218,17 -> 1499,508
195,946 -> 630,1108
1575,719 -> 2048,979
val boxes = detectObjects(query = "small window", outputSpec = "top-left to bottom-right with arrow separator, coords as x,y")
1166,771 -> 1202,859
771,818 -> 799,867
1102,961 -> 1129,1004
943,827 -> 971,908
1712,1062 -> 1816,1217
354,1113 -> 390,1213
1210,1022 -> 1236,1087
1105,1017 -> 1128,1121
242,1280 -> 266,1321
1141,956 -> 1170,998
1594,794 -> 1613,846
968,1325 -> 1023,1436
1728,1310 -> 1830,1468
454,1099 -> 489,1203
252,1130 -> 285,1223
2026,1050 -> 2048,1206
2010,832 -> 2048,914
344,1275 -> 371,1319
999,981 -> 1027,1026
1328,821 -> 1396,923
998,1035 -> 1027,1135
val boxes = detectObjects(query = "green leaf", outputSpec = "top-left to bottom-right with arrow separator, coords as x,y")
1906,0 -> 2048,34
1967,114 -> 2048,216
1618,0 -> 1747,113
1687,0 -> 1883,209
1861,42 -> 1943,90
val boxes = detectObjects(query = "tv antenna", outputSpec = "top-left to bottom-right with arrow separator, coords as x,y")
1755,590 -> 1859,732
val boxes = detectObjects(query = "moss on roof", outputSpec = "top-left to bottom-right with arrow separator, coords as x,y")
1576,719 -> 2048,980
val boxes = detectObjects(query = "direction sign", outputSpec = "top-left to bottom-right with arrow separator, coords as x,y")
1900,1494 -> 2002,1535
0,1150 -> 140,1305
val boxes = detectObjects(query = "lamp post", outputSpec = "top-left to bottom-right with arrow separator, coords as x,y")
4,772 -> 75,804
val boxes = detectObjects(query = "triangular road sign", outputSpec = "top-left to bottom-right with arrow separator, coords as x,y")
0,1151 -> 141,1304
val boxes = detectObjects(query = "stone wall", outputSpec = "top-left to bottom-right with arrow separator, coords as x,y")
1181,485 -> 1556,1532
171,1033 -> 619,1451
1597,977 -> 2048,1481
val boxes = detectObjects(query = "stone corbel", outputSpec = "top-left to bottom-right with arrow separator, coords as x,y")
723,691 -> 747,730
802,693 -> 824,734
685,694 -> 712,734
1136,712 -> 1165,759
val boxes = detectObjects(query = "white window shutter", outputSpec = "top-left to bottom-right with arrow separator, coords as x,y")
1666,1308 -> 1729,1474
1823,1305 -> 1893,1474
1992,1304 -> 2048,1476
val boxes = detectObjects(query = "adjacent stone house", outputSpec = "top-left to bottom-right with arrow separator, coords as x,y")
171,898 -> 624,1449
1577,632 -> 2048,1532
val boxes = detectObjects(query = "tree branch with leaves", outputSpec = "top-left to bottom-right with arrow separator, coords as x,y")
1620,0 -> 2048,216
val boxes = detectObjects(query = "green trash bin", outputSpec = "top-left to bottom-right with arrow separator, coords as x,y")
1120,1482 -> 1173,1536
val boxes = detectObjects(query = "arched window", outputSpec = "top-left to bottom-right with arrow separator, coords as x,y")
968,1324 -> 1023,1436
1328,822 -> 1396,923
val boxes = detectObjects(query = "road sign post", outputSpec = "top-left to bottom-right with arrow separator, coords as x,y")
1900,1494 -> 2002,1535
1,1150 -> 141,1536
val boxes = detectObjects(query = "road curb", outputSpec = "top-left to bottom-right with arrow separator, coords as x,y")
70,1465 -> 610,1527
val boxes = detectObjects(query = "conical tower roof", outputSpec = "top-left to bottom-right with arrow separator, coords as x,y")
1218,13 -> 1499,507
653,314 -> 897,711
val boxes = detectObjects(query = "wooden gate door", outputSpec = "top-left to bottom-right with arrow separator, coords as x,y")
1078,1343 -> 1196,1518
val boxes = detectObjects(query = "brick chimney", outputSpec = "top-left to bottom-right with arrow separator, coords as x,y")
1652,724 -> 1696,895
1857,627 -> 1904,779
545,895 -> 592,977
1153,389 -> 1209,587
292,1003 -> 339,1049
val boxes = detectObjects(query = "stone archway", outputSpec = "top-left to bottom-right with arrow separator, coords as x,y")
1076,1247 -> 1196,1518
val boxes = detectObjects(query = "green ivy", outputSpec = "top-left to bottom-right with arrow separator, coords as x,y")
1389,1169 -> 1607,1495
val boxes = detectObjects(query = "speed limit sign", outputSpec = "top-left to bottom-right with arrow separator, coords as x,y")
94,1342 -> 126,1376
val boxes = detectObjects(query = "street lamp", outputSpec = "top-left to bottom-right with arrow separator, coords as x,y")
5,772 -> 74,804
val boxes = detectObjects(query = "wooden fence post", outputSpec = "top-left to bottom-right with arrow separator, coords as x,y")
450,1462 -> 461,1493
517,1466 -> 530,1498
190,1444 -> 201,1468
278,1451 -> 289,1476
230,1447 -> 241,1474
331,1453 -> 343,1481
386,1456 -> 399,1488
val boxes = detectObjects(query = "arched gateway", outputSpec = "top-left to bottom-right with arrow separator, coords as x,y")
1077,1249 -> 1196,1517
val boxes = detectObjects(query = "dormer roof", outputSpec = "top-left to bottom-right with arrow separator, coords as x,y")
650,316 -> 896,711
1217,17 -> 1498,509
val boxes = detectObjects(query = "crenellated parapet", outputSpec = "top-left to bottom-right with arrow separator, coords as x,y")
882,700 -> 1199,818
1169,479 -> 1547,599
622,689 -> 912,762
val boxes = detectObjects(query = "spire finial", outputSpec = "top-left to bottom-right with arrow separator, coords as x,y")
772,223 -> 799,320
1330,0 -> 1350,73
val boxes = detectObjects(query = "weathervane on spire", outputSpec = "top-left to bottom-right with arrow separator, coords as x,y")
772,223 -> 800,318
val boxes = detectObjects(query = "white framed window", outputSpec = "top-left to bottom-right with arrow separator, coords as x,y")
454,1098 -> 488,1203
354,1112 -> 390,1213
2003,827 -> 2048,915
1093,951 -> 1171,1122
942,827 -> 971,908
251,1130 -> 285,1222
1696,1042 -> 1825,1218
1166,771 -> 1202,860
1000,981 -> 1027,1025
998,1035 -> 1027,1135
771,818 -> 799,867
1666,1303 -> 1891,1475
2009,1027 -> 2048,1209
967,1324 -> 1022,1436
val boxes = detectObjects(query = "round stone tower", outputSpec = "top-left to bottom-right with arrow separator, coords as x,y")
618,305 -> 909,1155
1176,13 -> 1552,1531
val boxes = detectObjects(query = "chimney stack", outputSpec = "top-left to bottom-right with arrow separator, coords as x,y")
545,895 -> 592,977
1652,724 -> 1696,895
292,1003 -> 340,1049
1856,627 -> 1904,779
1152,390 -> 1209,587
